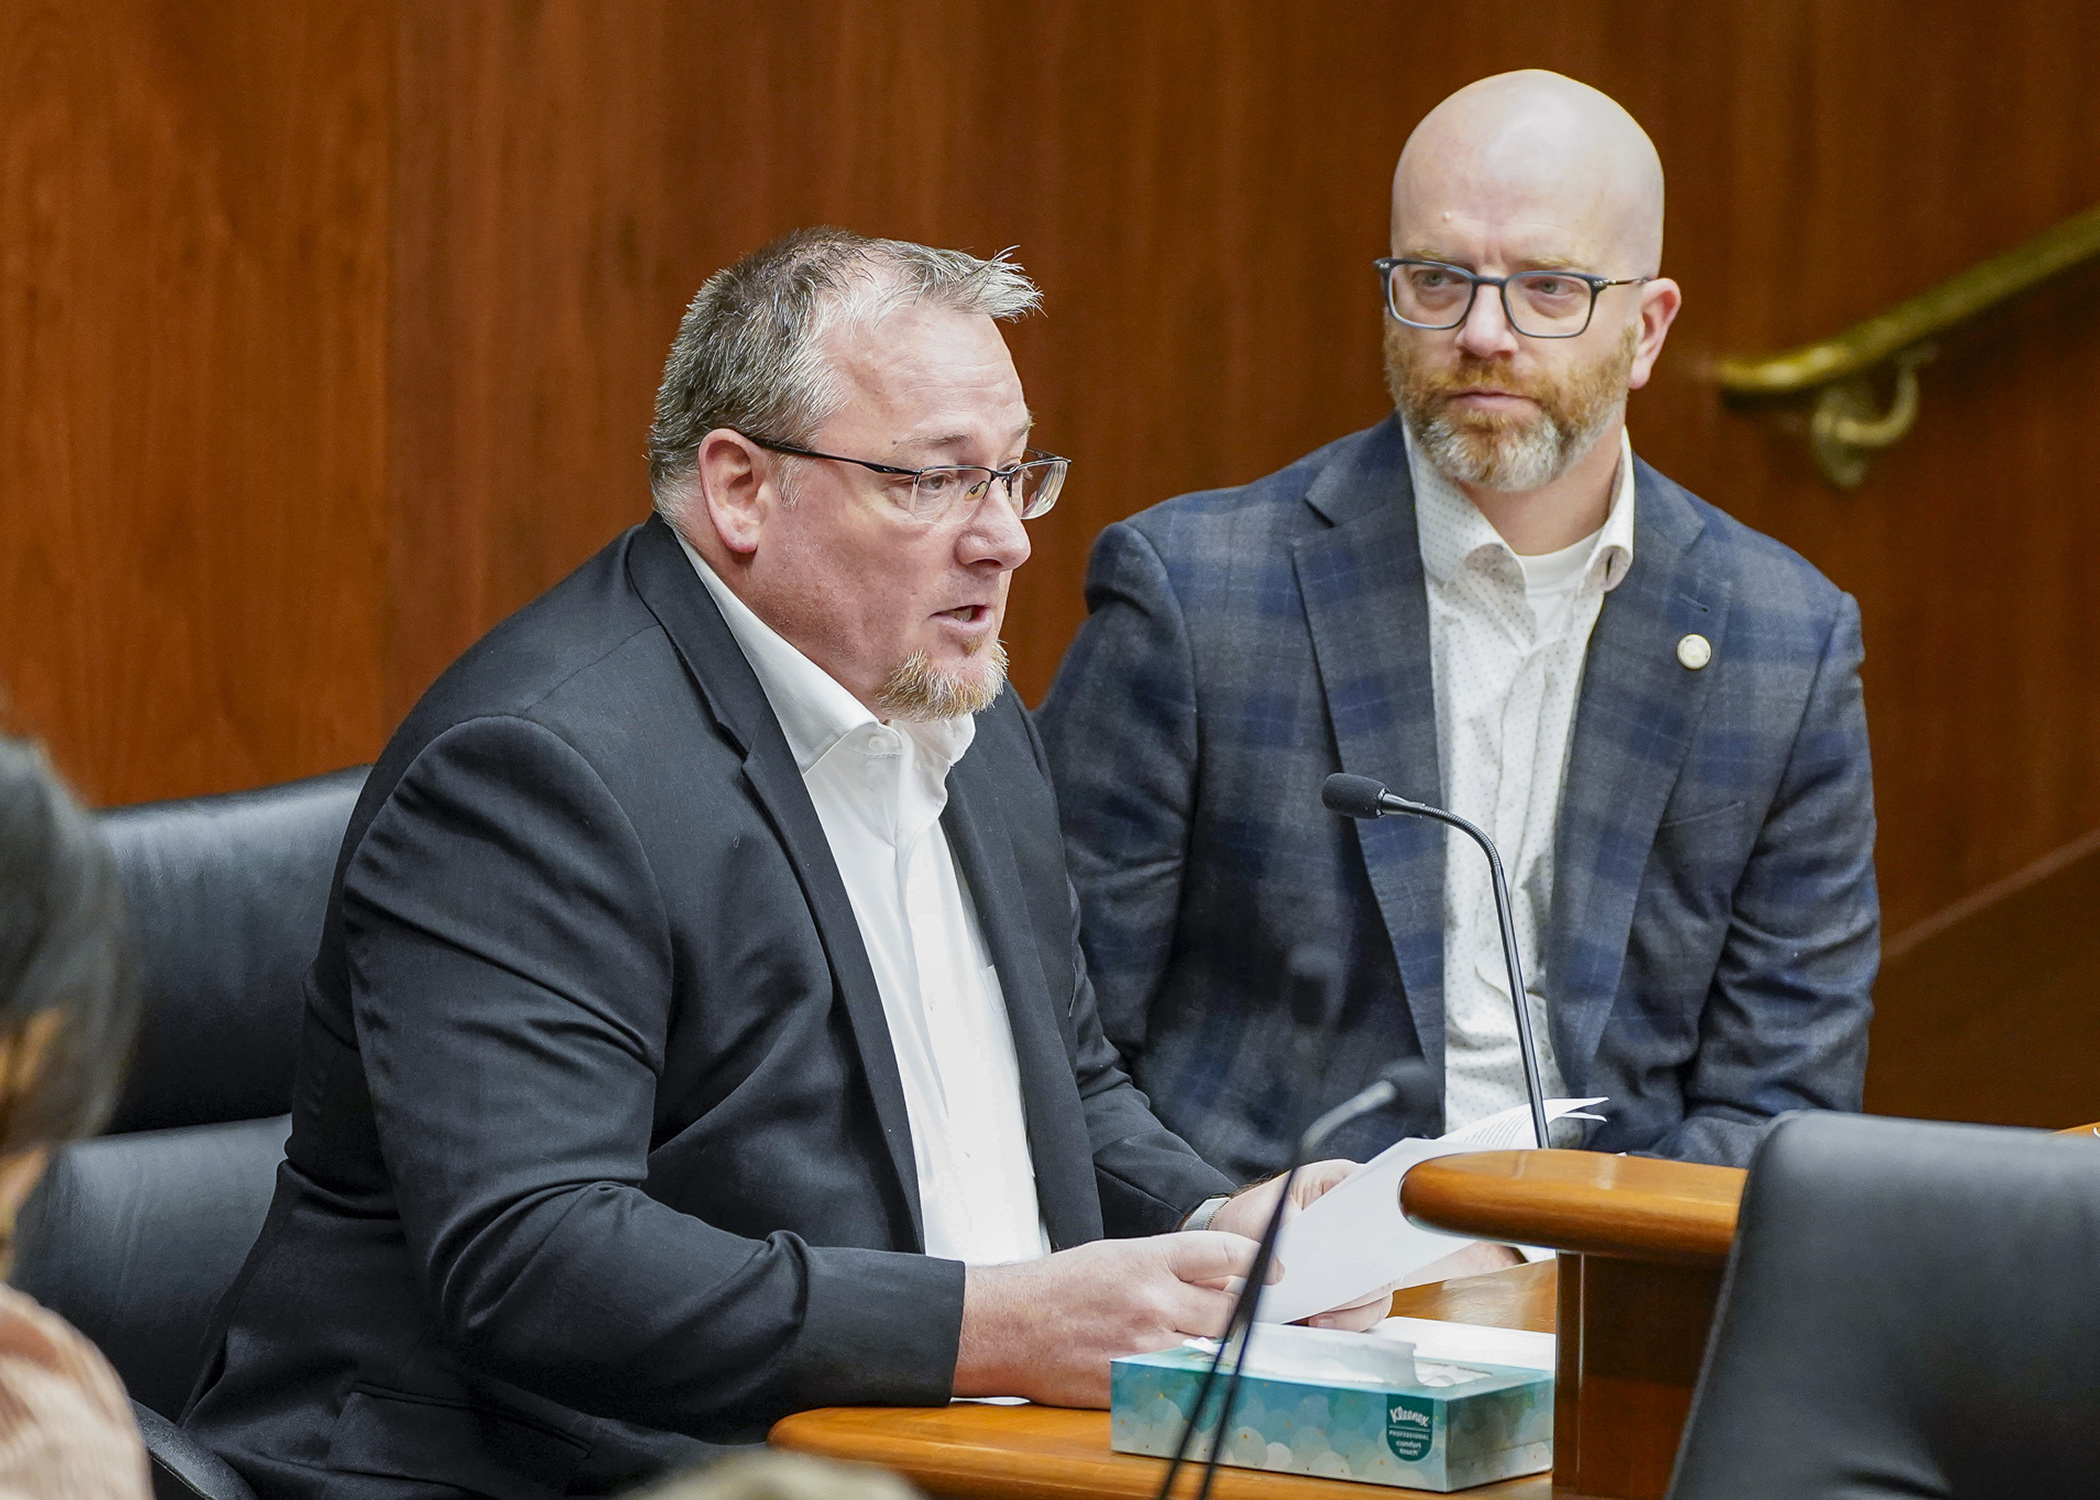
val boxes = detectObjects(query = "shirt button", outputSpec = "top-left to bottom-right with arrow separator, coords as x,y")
1676,633 -> 1713,670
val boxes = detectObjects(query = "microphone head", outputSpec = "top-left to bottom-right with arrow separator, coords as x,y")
1377,1055 -> 1439,1112
1284,947 -> 1344,1032
1322,773 -> 1391,820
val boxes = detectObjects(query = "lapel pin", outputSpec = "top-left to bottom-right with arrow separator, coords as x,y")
1676,633 -> 1713,670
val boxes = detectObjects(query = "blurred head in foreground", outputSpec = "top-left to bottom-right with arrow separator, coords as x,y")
631,1450 -> 923,1500
0,735 -> 135,1268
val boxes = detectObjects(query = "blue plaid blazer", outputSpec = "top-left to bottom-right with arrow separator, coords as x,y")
1037,416 -> 1878,1177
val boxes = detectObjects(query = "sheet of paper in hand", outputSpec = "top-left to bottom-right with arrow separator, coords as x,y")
1255,1098 -> 1606,1325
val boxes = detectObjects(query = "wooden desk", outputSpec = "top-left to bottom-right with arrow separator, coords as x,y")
1404,1152 -> 1745,1500
779,1126 -> 2094,1499
772,1261 -> 1557,1499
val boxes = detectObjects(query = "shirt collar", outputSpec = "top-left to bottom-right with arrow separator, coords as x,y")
675,530 -> 976,775
1406,423 -> 1637,592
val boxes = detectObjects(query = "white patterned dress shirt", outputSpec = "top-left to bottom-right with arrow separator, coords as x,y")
679,535 -> 1051,1266
1407,426 -> 1637,1136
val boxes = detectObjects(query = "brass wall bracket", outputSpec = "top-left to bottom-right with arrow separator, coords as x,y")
1713,202 -> 2100,490
1808,345 -> 1933,490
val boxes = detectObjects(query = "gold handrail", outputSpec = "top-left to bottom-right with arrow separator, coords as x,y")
1712,203 -> 2100,487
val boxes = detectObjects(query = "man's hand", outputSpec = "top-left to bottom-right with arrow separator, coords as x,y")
1204,1159 -> 1396,1332
1208,1162 -> 1522,1330
1206,1158 -> 1359,1241
955,1231 -> 1266,1407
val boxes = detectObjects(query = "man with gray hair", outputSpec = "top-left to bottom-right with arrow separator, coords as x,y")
186,229 -> 1377,1500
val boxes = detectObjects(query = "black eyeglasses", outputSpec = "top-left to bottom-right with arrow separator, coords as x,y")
741,435 -> 1068,523
1375,257 -> 1650,339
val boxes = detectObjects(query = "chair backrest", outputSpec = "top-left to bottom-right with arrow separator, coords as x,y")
1668,1111 -> 2100,1499
11,766 -> 367,1421
15,1117 -> 293,1419
100,765 -> 368,1133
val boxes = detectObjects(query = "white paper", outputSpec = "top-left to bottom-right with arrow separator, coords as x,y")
1254,1098 -> 1607,1325
1439,1097 -> 1607,1150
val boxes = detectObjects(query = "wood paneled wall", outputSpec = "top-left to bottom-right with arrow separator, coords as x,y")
0,3 -> 390,800
8,0 -> 2100,964
1869,831 -> 2100,1127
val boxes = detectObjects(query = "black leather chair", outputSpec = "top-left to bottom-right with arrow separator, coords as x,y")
1668,1110 -> 2100,1500
12,767 -> 368,1500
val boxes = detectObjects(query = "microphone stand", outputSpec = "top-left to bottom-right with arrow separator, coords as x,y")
1322,773 -> 1551,1152
1154,1058 -> 1429,1500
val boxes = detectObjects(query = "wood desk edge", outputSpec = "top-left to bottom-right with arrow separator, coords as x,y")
1407,1126 -> 2091,1262
1400,1149 -> 1745,1265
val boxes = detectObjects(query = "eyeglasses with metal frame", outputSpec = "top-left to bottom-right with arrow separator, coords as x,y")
1375,257 -> 1651,339
740,434 -> 1069,523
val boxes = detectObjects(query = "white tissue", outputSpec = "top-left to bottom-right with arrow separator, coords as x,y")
1376,1317 -> 1556,1373
1182,1322 -> 1490,1389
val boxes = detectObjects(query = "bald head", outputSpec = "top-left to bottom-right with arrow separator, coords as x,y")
1394,71 -> 1663,275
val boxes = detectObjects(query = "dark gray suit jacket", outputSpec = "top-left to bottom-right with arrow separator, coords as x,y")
1038,417 -> 1879,1178
186,516 -> 1230,1499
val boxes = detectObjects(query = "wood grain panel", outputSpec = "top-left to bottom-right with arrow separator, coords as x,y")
1389,1256 -> 1557,1331
387,0 -> 709,721
9,0 -> 2100,987
1639,2 -> 2100,936
1553,1256 -> 1724,1500
382,0 -> 2100,941
1868,828 -> 2100,1125
381,0 -> 1422,715
0,0 -> 390,803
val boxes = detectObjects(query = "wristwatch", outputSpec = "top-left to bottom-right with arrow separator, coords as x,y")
1181,1194 -> 1233,1232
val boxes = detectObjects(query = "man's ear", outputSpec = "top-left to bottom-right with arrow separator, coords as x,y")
1627,277 -> 1682,391
689,429 -> 774,557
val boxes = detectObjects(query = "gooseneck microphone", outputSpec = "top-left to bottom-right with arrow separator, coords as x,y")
1159,1033 -> 1436,1495
1322,772 -> 1551,1152
1155,949 -> 1433,1500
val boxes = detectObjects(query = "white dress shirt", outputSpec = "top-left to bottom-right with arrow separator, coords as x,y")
1407,425 -> 1637,1135
678,536 -> 1052,1266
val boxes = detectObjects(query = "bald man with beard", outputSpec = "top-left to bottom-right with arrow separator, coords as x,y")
1039,73 -> 1878,1209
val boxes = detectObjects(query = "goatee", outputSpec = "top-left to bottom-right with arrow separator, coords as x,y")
873,636 -> 1009,721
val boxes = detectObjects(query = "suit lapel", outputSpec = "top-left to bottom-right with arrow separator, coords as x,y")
624,517 -> 927,1249
941,747 -> 1102,1249
1550,463 -> 1731,1081
1293,419 -> 1449,1074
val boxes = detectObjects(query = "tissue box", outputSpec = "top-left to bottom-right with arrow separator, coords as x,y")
1110,1328 -> 1552,1491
